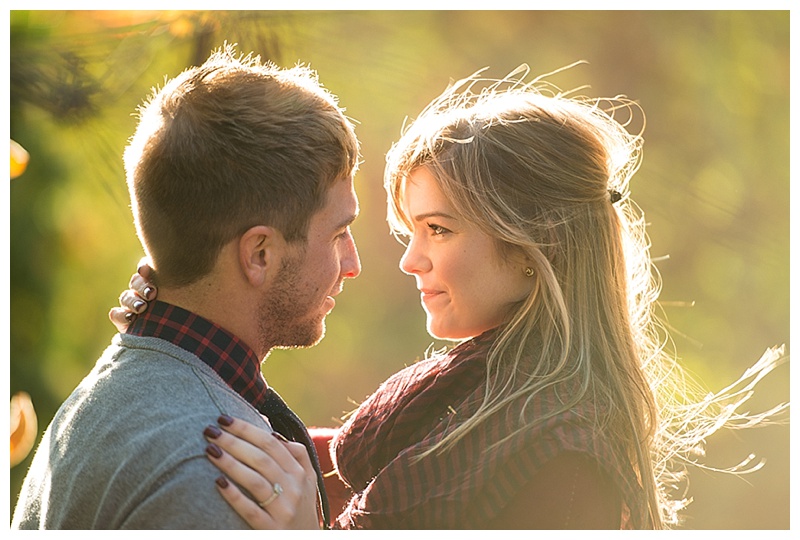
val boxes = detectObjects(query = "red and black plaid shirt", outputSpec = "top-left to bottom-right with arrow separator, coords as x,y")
126,300 -> 268,408
332,330 -> 650,529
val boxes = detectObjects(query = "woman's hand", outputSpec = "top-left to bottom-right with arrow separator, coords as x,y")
109,258 -> 157,333
204,415 -> 322,530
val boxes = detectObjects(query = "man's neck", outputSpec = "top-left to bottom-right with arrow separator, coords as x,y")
126,299 -> 270,409
157,284 -> 267,361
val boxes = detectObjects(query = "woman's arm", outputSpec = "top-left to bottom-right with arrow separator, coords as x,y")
485,452 -> 622,529
109,259 -> 156,332
204,415 -> 322,529
310,427 -> 352,523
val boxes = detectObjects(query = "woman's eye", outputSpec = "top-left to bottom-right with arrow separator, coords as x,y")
428,223 -> 448,235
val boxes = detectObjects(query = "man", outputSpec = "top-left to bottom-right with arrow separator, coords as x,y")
11,45 -> 361,529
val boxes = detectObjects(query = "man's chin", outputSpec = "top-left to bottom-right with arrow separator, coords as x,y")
273,320 -> 326,350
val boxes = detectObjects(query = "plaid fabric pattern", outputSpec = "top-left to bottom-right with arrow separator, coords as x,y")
127,300 -> 267,404
127,300 -> 330,526
332,331 -> 650,529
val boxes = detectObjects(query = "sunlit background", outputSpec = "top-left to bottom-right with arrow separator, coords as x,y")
8,10 -> 790,529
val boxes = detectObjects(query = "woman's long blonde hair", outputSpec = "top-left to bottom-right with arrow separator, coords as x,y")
384,64 -> 787,528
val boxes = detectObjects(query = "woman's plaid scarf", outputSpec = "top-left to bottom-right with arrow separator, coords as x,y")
331,332 -> 649,529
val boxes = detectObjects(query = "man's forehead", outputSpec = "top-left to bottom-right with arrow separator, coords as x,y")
317,177 -> 359,225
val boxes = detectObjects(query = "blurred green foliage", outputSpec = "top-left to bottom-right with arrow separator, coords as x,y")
8,10 -> 789,529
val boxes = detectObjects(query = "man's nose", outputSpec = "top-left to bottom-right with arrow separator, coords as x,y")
342,233 -> 361,278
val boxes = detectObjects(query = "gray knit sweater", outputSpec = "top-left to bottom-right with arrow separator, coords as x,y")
12,333 -> 273,529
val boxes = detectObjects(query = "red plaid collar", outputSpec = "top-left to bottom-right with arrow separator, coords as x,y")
126,300 -> 268,407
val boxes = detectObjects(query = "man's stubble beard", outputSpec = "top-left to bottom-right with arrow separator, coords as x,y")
257,248 -> 326,353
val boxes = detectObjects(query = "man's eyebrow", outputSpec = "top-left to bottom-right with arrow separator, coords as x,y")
335,209 -> 359,230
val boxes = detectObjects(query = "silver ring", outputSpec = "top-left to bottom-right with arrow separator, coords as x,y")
258,482 -> 283,508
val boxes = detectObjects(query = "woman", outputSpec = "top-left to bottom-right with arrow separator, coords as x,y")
113,66 -> 786,529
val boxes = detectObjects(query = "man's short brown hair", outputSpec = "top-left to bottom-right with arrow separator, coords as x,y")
124,45 -> 360,287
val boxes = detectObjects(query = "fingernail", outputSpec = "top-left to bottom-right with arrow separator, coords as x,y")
217,414 -> 234,426
216,476 -> 229,488
124,312 -> 136,323
271,431 -> 289,443
143,286 -> 155,300
204,425 -> 222,439
133,300 -> 146,311
206,443 -> 223,458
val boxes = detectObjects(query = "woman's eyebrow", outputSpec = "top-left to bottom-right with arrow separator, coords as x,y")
411,211 -> 457,222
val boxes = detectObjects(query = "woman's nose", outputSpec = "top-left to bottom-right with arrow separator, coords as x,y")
399,236 -> 429,276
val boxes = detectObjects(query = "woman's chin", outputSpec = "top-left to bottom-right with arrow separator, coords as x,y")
425,320 -> 446,340
426,320 -> 472,342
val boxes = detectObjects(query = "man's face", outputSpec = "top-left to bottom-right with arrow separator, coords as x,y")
257,177 -> 361,351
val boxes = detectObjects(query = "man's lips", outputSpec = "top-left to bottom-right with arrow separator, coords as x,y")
324,283 -> 344,311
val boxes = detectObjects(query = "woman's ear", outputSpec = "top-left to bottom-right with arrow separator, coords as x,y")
238,225 -> 284,287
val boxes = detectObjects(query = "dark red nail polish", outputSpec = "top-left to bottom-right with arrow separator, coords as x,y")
125,312 -> 136,323
217,414 -> 234,426
143,286 -> 155,300
206,443 -> 223,458
204,425 -> 222,439
216,476 -> 229,488
272,431 -> 289,443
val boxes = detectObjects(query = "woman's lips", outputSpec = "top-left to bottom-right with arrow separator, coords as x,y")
420,289 -> 444,305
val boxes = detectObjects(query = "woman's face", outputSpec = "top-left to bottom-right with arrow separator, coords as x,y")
399,167 -> 532,340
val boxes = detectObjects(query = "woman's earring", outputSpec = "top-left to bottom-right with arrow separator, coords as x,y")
524,267 -> 534,277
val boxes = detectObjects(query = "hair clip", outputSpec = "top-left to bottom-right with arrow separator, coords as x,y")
608,189 -> 623,204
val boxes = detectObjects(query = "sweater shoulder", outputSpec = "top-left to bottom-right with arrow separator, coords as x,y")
12,335 -> 270,529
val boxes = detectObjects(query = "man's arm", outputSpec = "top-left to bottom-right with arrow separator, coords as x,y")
121,456 -> 252,529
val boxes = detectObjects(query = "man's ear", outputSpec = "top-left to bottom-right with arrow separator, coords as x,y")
238,225 -> 284,287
